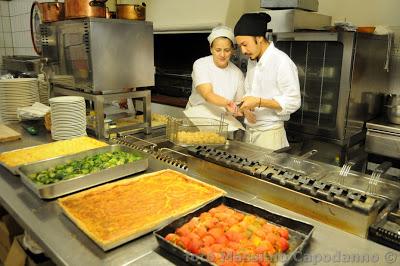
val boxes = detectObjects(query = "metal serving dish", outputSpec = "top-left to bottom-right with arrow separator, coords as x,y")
17,144 -> 148,199
155,196 -> 314,266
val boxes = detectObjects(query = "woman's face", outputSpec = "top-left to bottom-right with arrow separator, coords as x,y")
210,37 -> 233,68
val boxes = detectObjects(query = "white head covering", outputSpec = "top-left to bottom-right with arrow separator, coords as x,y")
207,26 -> 236,45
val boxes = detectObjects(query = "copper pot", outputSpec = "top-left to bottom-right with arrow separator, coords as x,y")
65,0 -> 108,19
36,1 -> 65,22
116,3 -> 146,20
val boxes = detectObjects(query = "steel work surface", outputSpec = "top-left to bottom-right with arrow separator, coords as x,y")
0,126 -> 399,265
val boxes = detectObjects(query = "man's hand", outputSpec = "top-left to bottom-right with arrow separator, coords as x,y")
243,109 -> 256,124
240,96 -> 260,111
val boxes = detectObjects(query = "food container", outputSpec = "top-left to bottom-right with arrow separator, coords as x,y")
34,1 -> 65,23
17,144 -> 148,199
357,26 -> 376,33
155,196 -> 314,266
116,2 -> 146,20
0,136 -> 107,174
167,117 -> 228,146
386,94 -> 400,124
386,105 -> 400,124
64,0 -> 107,19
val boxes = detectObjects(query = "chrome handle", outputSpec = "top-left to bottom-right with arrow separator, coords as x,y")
158,147 -> 189,158
367,161 -> 392,195
124,135 -> 157,150
337,161 -> 355,185
300,149 -> 318,159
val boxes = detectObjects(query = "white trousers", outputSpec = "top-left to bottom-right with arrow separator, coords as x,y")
244,124 -> 289,151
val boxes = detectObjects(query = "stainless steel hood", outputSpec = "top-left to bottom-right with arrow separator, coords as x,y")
146,0 -> 261,33
260,0 -> 319,12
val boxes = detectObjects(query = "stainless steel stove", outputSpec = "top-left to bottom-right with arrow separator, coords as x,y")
366,118 -> 400,160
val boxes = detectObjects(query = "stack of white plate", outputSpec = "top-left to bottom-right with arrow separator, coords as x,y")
49,96 -> 87,140
0,78 -> 40,123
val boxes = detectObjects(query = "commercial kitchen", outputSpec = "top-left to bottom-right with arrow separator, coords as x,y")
0,0 -> 399,265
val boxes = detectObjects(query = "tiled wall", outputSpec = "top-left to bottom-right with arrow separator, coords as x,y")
0,1 -> 14,64
9,0 -> 36,56
0,0 -> 38,64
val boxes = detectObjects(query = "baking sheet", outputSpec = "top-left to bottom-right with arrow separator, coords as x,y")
0,136 -> 108,175
17,144 -> 149,199
155,196 -> 314,266
58,169 -> 226,251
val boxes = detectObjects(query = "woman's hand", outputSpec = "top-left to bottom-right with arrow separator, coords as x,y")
226,101 -> 243,116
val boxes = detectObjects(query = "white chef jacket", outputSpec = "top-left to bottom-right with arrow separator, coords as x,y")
244,42 -> 301,129
187,55 -> 244,107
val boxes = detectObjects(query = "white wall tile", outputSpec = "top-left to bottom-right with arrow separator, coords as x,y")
5,48 -> 13,56
9,0 -> 30,16
12,32 -> 18,48
8,1 -> 18,17
21,31 -> 31,47
0,33 -> 4,48
4,32 -> 12,47
10,16 -> 20,32
0,2 -> 10,17
2,17 -> 11,32
23,47 -> 36,56
13,47 -> 25,55
21,13 -> 30,31
12,31 -> 31,48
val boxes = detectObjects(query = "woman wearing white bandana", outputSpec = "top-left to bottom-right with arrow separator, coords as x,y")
186,26 -> 245,117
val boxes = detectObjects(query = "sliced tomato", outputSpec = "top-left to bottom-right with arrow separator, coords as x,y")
277,237 -> 289,252
176,224 -> 191,236
208,227 -> 224,239
165,233 -> 179,243
189,237 -> 203,254
278,227 -> 289,239
202,234 -> 216,246
179,235 -> 191,250
215,235 -> 229,245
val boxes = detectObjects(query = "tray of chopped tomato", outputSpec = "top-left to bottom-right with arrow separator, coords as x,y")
154,196 -> 314,266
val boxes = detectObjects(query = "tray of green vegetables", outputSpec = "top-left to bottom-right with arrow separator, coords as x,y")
17,144 -> 148,199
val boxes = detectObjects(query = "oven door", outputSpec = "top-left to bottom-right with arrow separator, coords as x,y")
274,32 -> 353,141
366,129 -> 400,159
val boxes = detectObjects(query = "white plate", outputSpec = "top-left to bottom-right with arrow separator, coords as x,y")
49,96 -> 85,103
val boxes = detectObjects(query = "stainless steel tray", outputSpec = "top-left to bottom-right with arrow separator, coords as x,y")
58,169 -> 226,251
155,196 -> 314,266
17,145 -> 149,199
0,161 -> 18,175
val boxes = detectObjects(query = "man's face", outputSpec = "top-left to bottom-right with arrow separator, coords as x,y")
235,36 -> 261,60
210,37 -> 233,68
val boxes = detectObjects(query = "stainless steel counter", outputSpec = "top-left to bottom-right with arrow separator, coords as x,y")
1,125 -> 400,265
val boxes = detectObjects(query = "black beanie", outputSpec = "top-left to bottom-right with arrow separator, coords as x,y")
234,13 -> 271,37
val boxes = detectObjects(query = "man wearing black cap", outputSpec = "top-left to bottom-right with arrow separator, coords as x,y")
234,12 -> 301,151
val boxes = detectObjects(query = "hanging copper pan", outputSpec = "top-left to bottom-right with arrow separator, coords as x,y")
116,2 -> 146,20
36,1 -> 65,23
65,0 -> 108,19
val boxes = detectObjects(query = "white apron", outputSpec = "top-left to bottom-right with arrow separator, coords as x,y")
244,124 -> 289,151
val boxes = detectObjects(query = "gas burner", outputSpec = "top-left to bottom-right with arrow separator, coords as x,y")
188,145 -> 378,213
